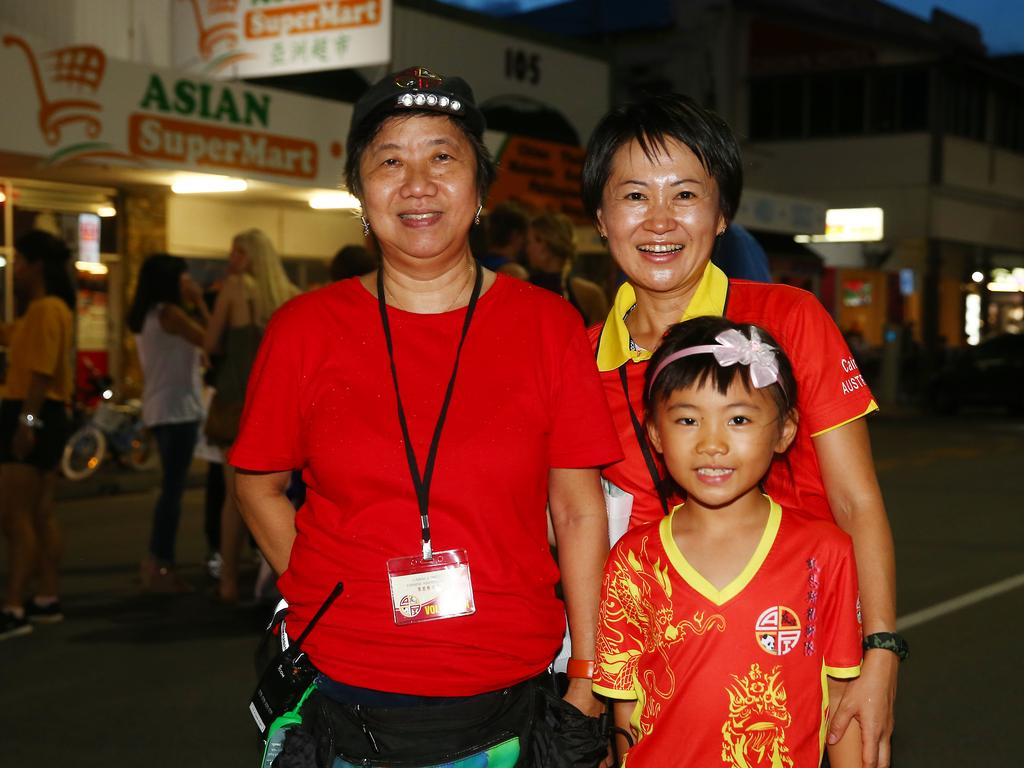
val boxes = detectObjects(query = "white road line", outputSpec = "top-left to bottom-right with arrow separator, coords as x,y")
896,572 -> 1024,631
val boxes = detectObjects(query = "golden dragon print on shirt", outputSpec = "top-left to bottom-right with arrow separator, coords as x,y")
596,533 -> 726,735
721,662 -> 793,768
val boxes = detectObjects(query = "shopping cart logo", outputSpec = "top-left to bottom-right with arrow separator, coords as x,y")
181,0 -> 255,74
3,34 -> 138,166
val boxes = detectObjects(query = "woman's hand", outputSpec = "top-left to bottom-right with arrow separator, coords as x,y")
827,650 -> 898,768
814,419 -> 898,768
562,677 -> 605,718
180,273 -> 205,308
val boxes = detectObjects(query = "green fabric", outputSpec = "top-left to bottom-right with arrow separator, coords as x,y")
260,683 -> 317,768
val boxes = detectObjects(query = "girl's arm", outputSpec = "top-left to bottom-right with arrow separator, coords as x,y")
549,466 -> 609,718
827,678 -> 864,768
234,469 -> 296,575
813,419 -> 897,768
612,700 -> 634,765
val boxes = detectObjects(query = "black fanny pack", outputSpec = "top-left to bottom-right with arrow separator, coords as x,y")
271,673 -> 610,768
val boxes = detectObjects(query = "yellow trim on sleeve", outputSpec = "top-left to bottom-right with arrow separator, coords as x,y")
824,664 -> 862,679
809,400 -> 879,438
660,496 -> 782,605
595,263 -> 730,372
592,683 -> 638,700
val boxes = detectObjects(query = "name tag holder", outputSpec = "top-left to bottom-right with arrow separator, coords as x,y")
377,266 -> 483,626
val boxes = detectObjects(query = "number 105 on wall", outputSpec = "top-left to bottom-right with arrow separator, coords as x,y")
505,49 -> 540,84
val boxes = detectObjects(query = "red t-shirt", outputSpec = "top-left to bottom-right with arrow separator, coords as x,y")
230,275 -> 622,695
593,499 -> 862,767
590,270 -> 876,528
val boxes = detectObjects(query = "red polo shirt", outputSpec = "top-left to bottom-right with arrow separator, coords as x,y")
589,263 -> 877,528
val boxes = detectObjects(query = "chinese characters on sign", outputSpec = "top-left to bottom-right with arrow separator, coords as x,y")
172,0 -> 391,78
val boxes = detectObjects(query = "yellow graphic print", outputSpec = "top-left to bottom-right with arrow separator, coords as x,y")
722,663 -> 793,768
597,535 -> 726,735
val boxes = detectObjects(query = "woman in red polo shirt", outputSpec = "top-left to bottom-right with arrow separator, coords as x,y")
582,93 -> 902,768
231,67 -> 620,766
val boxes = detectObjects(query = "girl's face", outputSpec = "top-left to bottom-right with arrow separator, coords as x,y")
647,377 -> 796,512
595,137 -> 725,297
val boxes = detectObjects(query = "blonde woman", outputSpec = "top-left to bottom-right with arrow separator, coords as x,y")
526,211 -> 608,326
204,229 -> 298,602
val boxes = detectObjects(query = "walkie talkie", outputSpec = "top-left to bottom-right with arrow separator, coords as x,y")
250,581 -> 344,737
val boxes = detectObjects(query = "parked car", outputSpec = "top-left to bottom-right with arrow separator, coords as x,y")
927,333 -> 1024,414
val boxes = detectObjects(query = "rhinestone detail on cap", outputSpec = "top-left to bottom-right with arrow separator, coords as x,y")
394,92 -> 463,114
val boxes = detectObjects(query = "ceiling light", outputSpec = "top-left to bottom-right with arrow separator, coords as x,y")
76,261 -> 109,275
309,191 -> 361,210
97,205 -> 117,217
171,175 -> 248,194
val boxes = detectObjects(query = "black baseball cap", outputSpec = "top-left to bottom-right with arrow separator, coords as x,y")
349,66 -> 486,140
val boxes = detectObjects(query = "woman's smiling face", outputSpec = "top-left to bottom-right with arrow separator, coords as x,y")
596,137 -> 726,296
358,114 -> 478,266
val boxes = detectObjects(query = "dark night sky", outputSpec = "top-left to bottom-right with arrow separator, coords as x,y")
444,0 -> 1024,55
885,0 -> 1024,54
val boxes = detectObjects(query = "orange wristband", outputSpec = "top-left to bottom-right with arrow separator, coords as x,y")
566,659 -> 595,679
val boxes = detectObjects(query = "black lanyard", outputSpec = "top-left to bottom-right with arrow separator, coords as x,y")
597,321 -> 671,518
617,365 -> 671,517
376,264 -> 483,561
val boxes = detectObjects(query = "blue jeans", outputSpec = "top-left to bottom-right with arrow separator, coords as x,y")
149,421 -> 199,564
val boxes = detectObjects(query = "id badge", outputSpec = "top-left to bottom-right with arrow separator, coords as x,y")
386,548 -> 476,625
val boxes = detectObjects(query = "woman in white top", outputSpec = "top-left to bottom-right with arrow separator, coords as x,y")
203,229 -> 298,602
127,254 -> 209,592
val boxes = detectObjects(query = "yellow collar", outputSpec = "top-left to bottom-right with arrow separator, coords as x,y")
595,262 -> 730,371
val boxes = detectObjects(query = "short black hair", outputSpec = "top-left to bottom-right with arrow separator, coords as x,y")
643,316 -> 796,425
15,230 -> 75,311
330,244 -> 377,281
582,93 -> 743,224
344,111 -> 496,205
487,201 -> 529,248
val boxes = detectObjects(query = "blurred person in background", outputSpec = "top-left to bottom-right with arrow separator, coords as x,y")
527,210 -> 608,326
127,254 -> 208,593
203,229 -> 299,603
232,66 -> 619,765
0,230 -> 75,640
329,243 -> 377,282
583,92 -> 900,767
477,200 -> 529,279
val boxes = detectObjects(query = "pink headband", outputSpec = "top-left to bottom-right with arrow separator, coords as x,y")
648,327 -> 781,397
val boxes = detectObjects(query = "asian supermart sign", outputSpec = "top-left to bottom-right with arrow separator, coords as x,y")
0,27 -> 351,187
172,0 -> 391,77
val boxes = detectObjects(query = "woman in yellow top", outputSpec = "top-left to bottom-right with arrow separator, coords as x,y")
0,230 -> 76,641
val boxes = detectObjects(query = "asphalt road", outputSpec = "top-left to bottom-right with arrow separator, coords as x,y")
1,411 -> 1021,766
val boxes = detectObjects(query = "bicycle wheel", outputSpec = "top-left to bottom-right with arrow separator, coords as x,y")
123,422 -> 159,471
60,425 -> 107,480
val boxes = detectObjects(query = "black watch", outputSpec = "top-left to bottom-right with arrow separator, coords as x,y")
863,631 -> 909,661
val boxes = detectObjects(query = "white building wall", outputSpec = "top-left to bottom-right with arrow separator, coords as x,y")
167,196 -> 362,258
0,0 -> 171,65
392,5 -> 609,141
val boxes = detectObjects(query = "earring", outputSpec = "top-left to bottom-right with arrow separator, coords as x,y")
361,216 -> 370,237
473,204 -> 482,226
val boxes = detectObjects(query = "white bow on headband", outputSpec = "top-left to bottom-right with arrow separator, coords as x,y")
648,327 -> 781,395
